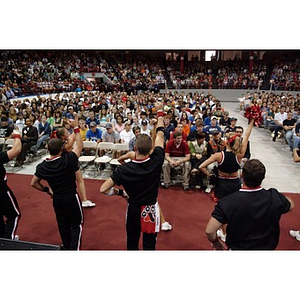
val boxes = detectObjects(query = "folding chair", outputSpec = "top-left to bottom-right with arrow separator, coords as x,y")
78,141 -> 97,176
109,143 -> 129,167
94,142 -> 115,176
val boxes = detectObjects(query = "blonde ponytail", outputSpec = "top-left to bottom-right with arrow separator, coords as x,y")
227,133 -> 241,155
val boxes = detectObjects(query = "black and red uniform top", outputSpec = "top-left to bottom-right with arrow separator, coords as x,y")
111,146 -> 164,206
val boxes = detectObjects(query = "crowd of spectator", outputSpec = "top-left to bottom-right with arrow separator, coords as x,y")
239,90 -> 300,160
1,85 -> 249,189
167,61 -> 213,89
1,51 -> 300,102
269,59 -> 300,91
166,59 -> 300,91
0,51 -> 167,99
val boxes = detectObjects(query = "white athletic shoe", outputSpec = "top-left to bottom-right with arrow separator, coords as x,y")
82,200 -> 96,208
289,230 -> 300,241
161,222 -> 172,231
205,187 -> 212,193
217,229 -> 226,242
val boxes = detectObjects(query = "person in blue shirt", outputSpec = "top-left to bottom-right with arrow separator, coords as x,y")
86,122 -> 102,143
85,111 -> 100,128
66,106 -> 76,119
32,115 -> 51,155
204,116 -> 222,136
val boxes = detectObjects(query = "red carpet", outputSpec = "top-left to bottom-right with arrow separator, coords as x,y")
7,173 -> 300,250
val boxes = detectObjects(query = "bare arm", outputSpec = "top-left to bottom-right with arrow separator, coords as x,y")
99,177 -> 128,199
30,175 -> 53,197
199,152 -> 221,176
239,119 -> 254,158
175,153 -> 191,166
69,113 -> 83,157
286,196 -> 294,211
65,133 -> 76,152
164,152 -> 173,164
100,177 -> 115,194
7,131 -> 22,160
154,102 -> 165,149
118,151 -> 135,164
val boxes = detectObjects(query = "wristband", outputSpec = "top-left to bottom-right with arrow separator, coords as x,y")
74,127 -> 80,134
106,187 -> 114,196
44,186 -> 50,193
117,189 -> 124,196
156,126 -> 165,134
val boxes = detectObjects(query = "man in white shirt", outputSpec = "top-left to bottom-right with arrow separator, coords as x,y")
273,105 -> 287,142
15,113 -> 25,135
120,121 -> 135,144
140,120 -> 151,136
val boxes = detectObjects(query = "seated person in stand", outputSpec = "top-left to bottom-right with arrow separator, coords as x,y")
16,118 -> 38,165
282,112 -> 296,151
189,132 -> 208,190
162,131 -> 191,191
205,116 -> 222,137
85,121 -> 102,155
32,115 -> 51,155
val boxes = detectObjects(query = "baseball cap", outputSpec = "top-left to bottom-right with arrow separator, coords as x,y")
231,117 -> 238,121
106,123 -> 113,129
141,120 -> 148,126
211,116 -> 218,120
90,122 -> 96,127
68,106 -> 73,110
211,128 -> 220,135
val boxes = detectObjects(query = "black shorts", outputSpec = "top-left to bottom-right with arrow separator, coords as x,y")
215,177 -> 241,199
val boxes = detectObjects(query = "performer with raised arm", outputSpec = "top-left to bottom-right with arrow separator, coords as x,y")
31,113 -> 84,250
100,101 -> 165,250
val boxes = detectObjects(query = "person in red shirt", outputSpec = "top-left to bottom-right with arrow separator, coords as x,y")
169,122 -> 188,141
162,131 -> 191,190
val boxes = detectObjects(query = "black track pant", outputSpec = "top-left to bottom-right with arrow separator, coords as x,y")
53,193 -> 83,250
0,188 -> 21,239
126,204 -> 157,250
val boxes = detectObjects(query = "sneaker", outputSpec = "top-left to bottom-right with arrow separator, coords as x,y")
195,185 -> 201,190
82,200 -> 96,208
163,183 -> 170,189
161,222 -> 172,231
205,186 -> 212,193
183,186 -> 190,191
14,235 -> 20,241
289,230 -> 300,241
217,229 -> 226,242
